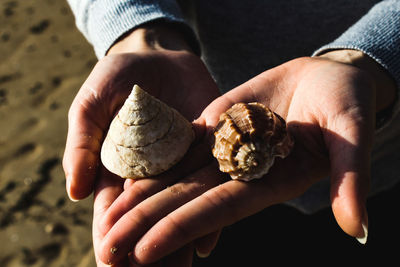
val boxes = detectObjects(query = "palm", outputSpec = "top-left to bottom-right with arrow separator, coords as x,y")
96,57 -> 375,265
80,50 -> 219,122
63,50 -> 220,200
196,57 -> 374,226
62,50 -> 220,266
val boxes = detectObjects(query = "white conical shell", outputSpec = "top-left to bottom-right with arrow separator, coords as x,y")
100,85 -> 194,179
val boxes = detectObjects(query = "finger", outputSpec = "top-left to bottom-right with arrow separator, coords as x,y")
127,255 -> 162,267
127,248 -> 195,267
63,116 -> 102,200
63,87 -> 107,201
99,136 -> 214,235
162,243 -> 194,267
129,245 -> 196,267
98,258 -> 129,267
95,257 -> 115,267
194,230 -> 221,258
99,177 -> 174,237
93,167 -> 125,265
93,169 -> 125,223
132,180 -> 257,264
325,120 -> 371,243
132,140 -> 326,264
98,163 -> 228,265
124,178 -> 136,191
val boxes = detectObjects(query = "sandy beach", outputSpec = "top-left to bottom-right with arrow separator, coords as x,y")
0,0 -> 95,266
1,1 -> 399,266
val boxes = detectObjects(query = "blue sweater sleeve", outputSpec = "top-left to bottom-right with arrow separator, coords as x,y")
313,0 -> 400,95
67,0 -> 196,58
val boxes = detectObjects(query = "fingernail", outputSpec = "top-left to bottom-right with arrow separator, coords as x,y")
196,249 -> 211,258
356,221 -> 368,245
66,179 -> 79,202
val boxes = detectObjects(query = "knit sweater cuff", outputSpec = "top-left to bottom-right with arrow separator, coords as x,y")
84,0 -> 198,58
313,0 -> 400,129
313,0 -> 400,87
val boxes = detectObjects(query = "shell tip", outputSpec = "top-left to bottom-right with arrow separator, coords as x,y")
128,84 -> 145,101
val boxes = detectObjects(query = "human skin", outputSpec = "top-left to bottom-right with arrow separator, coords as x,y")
63,22 -> 220,200
62,23 -> 396,266
62,22 -> 222,266
96,57 -> 396,266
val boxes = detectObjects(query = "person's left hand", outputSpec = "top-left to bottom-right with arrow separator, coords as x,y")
61,21 -> 225,266
92,100 -> 224,266
95,54 -> 394,265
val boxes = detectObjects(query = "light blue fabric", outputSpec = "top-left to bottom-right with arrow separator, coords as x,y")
67,0 -> 400,213
313,0 -> 400,92
67,0 -> 193,57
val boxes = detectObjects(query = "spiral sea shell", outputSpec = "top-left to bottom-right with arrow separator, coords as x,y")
100,85 -> 194,179
212,103 -> 293,181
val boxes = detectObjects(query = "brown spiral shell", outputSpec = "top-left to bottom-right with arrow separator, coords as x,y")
212,102 -> 293,181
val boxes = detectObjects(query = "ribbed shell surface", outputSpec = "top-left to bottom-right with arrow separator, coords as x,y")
100,85 -> 194,179
212,102 -> 293,181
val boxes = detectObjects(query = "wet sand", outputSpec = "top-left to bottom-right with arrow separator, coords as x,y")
0,0 -> 96,266
0,1 -> 399,266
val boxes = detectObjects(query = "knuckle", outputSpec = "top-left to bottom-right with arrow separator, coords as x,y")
202,185 -> 240,223
163,213 -> 191,242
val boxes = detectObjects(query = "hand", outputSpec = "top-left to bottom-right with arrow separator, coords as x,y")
93,150 -> 221,266
97,55 -> 395,265
62,23 -> 221,266
63,22 -> 220,200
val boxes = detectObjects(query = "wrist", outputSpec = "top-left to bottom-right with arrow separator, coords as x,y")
318,49 -> 397,113
107,21 -> 197,55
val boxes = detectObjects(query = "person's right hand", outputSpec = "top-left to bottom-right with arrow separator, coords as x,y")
94,51 -> 396,266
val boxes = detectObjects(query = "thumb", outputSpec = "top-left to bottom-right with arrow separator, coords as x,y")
63,83 -> 112,200
63,101 -> 103,201
326,117 -> 372,244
